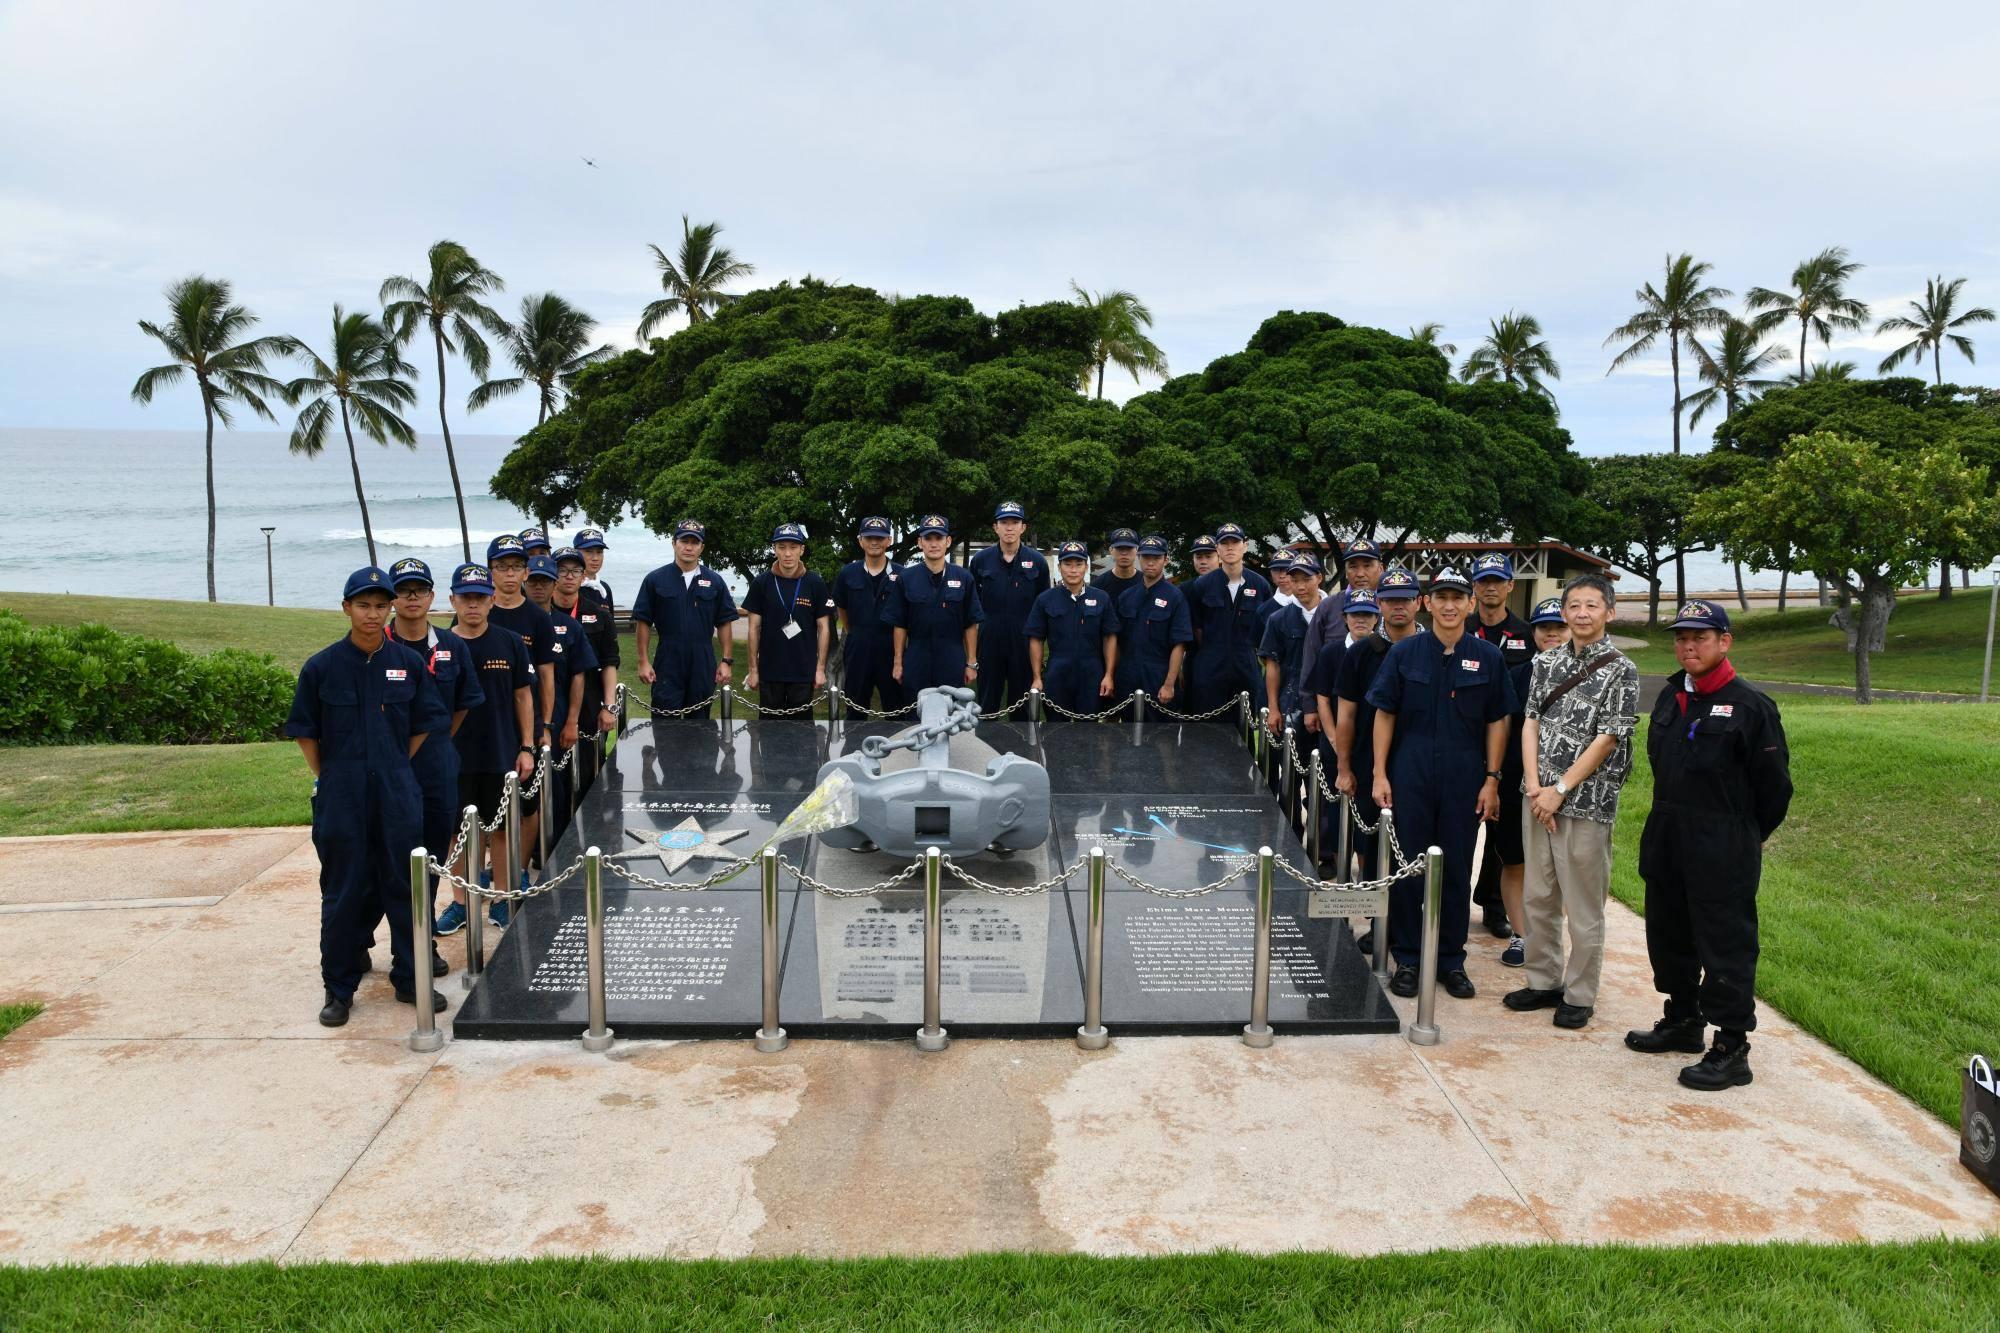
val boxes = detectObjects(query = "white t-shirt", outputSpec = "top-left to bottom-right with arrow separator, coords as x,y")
1227,576 -> 1244,601
681,565 -> 702,590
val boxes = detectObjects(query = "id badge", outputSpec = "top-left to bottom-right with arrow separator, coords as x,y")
782,620 -> 803,640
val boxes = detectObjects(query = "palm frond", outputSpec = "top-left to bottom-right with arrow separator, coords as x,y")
467,376 -> 526,412
289,396 -> 333,456
130,362 -> 186,403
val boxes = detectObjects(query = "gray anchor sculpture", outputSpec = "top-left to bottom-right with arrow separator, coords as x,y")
816,686 -> 1050,857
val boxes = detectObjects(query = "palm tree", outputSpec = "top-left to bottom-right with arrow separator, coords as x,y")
1746,247 -> 1871,380
1876,276 -> 1995,386
470,293 -> 617,426
131,276 -> 296,602
381,241 -> 509,562
1458,312 -> 1561,400
285,306 -> 418,567
1070,281 -> 1169,399
1687,318 -> 1791,610
1800,359 -> 1858,383
636,216 -> 754,339
1408,322 -> 1457,357
1604,254 -> 1733,455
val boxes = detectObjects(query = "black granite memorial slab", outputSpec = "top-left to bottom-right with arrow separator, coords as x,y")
1036,719 -> 1262,795
604,720 -> 826,794
1049,793 -> 1299,890
1060,887 -> 1398,1034
554,789 -> 812,891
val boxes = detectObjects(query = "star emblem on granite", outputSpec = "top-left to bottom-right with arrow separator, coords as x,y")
612,817 -> 750,873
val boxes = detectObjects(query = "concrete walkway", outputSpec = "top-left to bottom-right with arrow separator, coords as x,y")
2,828 -> 1995,1265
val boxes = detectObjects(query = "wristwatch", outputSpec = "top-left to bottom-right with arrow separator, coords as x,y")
1484,769 -> 1502,781
1554,779 -> 1571,797
967,662 -> 980,671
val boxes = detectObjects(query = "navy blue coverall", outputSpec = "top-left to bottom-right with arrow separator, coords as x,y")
971,544 -> 1049,714
1185,567 -> 1275,714
1024,584 -> 1123,716
390,625 -> 484,866
1114,577 -> 1194,701
629,563 -> 739,713
286,637 -> 448,999
885,561 -> 985,694
832,559 -> 908,712
1366,631 -> 1515,973
544,613 -> 598,842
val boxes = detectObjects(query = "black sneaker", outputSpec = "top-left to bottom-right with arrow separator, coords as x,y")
394,987 -> 451,1014
1441,970 -> 1476,1000
1625,1013 -> 1707,1054
318,992 -> 351,1028
1482,905 -> 1511,938
1389,966 -> 1418,997
1679,1036 -> 1752,1091
1553,1002 -> 1593,1029
1503,986 -> 1563,1012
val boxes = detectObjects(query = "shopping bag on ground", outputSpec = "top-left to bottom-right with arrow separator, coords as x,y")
1962,1055 -> 2000,1197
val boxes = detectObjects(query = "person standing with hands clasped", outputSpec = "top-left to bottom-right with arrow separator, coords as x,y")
1502,575 -> 1639,1030
1627,600 -> 1792,1091
287,567 -> 449,1027
743,523 -> 831,712
886,514 -> 984,693
1367,568 -> 1514,1000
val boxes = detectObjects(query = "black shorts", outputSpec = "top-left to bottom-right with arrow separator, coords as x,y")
458,769 -> 537,823
1492,786 -> 1525,867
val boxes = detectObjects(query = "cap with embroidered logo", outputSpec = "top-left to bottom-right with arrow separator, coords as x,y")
1668,599 -> 1731,632
1214,522 -> 1248,542
993,501 -> 1026,521
572,528 -> 607,551
451,563 -> 495,596
1267,551 -> 1294,574
1342,588 -> 1381,615
1376,567 -> 1422,599
1342,538 -> 1383,564
771,522 -> 807,544
525,555 -> 558,582
1107,527 -> 1139,549
553,546 -> 585,568
1427,567 -> 1473,595
1138,534 -> 1169,556
1529,596 -> 1565,626
917,514 -> 951,537
486,534 -> 527,562
858,516 -> 891,537
342,567 -> 391,600
1288,551 -> 1322,575
388,557 -> 433,589
517,526 -> 551,553
1191,534 -> 1218,555
673,519 -> 706,542
1056,540 -> 1090,562
1472,553 -> 1515,582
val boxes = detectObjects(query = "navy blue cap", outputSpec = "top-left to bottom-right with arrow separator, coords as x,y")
1471,553 -> 1515,582
451,563 -> 495,596
388,557 -> 433,588
1427,567 -> 1473,595
526,554 -> 558,581
342,566 -> 392,600
1376,567 -> 1422,599
518,526 -> 551,552
1529,596 -> 1565,626
1138,534 -> 1169,556
1342,588 -> 1381,615
1267,551 -> 1294,573
553,546 -> 585,567
572,528 -> 607,551
1107,527 -> 1139,548
993,501 -> 1026,521
917,513 -> 951,537
1288,551 -> 1323,575
673,519 -> 706,542
486,534 -> 527,562
1214,523 -> 1248,542
1192,534 -> 1218,554
858,516 -> 891,537
771,522 -> 807,544
1056,540 -> 1090,562
1669,599 -> 1731,632
1342,539 -> 1383,563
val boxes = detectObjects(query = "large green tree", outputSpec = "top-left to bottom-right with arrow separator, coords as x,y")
1695,433 -> 1999,702
636,217 -> 754,340
1876,276 -> 1994,386
1746,246 -> 1870,381
381,240 -> 509,562
1070,281 -> 1168,399
131,276 -> 296,602
1459,311 -> 1560,402
1569,453 -> 1707,627
285,306 -> 419,567
493,280 -> 1096,578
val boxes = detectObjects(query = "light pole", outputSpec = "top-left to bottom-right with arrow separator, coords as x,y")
1982,557 -> 2000,704
260,527 -> 276,607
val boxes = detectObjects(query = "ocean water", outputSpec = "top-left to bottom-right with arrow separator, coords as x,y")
0,427 -> 680,608
0,426 -> 1795,609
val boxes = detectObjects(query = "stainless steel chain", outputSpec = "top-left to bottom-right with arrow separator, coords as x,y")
427,854 -> 582,902
1272,851 -> 1424,894
777,853 -> 925,898
939,852 -> 1087,897
604,856 -> 754,891
636,695 -> 728,719
1106,859 -> 1252,898
1145,696 -> 1244,722
840,697 -> 918,719
735,690 -> 830,718
1039,694 -> 1124,722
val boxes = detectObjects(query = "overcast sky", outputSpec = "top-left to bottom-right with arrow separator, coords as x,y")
4,0 -> 1997,457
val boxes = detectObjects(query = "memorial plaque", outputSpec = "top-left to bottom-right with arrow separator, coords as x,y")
556,788 -> 811,889
1050,793 -> 1298,891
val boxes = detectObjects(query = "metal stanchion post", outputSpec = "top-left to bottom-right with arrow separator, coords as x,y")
1243,846 -> 1275,1047
536,745 -> 552,873
461,805 -> 485,990
617,683 -> 629,738
1279,725 -> 1297,825
504,771 -> 524,914
1239,691 -> 1253,749
1077,848 -> 1109,1049
1371,810 -> 1393,978
916,846 -> 949,1051
720,684 -> 734,723
1408,846 -> 1444,1046
408,848 -> 443,1052
829,687 -> 845,723
755,848 -> 788,1052
567,742 -> 581,825
1133,690 -> 1148,725
1334,793 -> 1353,885
1306,751 -> 1324,868
1028,686 -> 1045,724
581,847 -> 614,1052
1255,709 -> 1272,783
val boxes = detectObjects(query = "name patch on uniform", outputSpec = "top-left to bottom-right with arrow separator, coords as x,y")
947,579 -> 961,588
1460,658 -> 1481,672
1023,562 -> 1036,572
1243,588 -> 1258,597
582,614 -> 598,623
1154,597 -> 1169,608
1503,638 -> 1525,650
385,668 -> 409,681
1084,597 -> 1098,607
433,650 -> 451,662
697,578 -> 711,587
1709,704 -> 1734,717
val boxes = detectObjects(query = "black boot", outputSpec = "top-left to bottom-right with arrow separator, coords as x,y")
1482,904 -> 1510,938
318,991 -> 351,1028
1679,1034 -> 1752,1091
431,947 -> 449,979
1625,1007 -> 1707,1055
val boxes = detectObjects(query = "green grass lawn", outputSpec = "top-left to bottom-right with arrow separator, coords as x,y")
2,1240 -> 1995,1330
0,1002 -> 43,1041
0,591 -> 347,670
1620,590 -> 1998,693
1611,694 -> 2000,1123
0,742 -> 308,837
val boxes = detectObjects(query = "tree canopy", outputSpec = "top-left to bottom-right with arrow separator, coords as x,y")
1568,453 -> 1707,627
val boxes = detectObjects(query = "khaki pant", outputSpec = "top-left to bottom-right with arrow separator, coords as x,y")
1521,809 -> 1615,1007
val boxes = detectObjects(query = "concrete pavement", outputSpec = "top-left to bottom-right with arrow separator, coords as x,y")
2,827 -> 1995,1265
